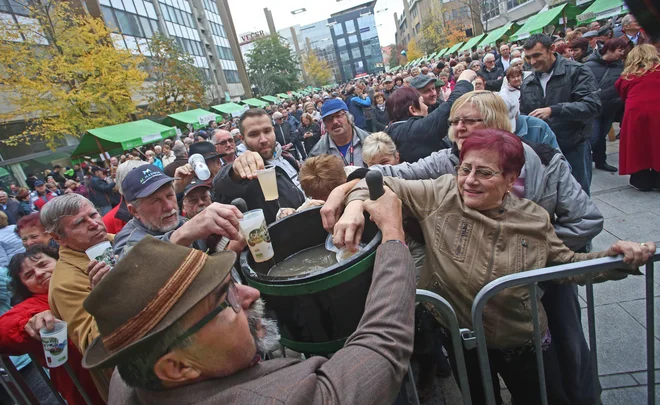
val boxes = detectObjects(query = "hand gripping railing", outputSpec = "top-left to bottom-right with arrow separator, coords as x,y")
416,289 -> 473,405
471,249 -> 660,405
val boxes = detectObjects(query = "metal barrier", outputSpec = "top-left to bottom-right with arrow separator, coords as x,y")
471,249 -> 660,405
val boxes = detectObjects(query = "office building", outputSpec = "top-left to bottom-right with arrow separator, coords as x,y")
0,0 -> 251,186
394,0 -> 474,48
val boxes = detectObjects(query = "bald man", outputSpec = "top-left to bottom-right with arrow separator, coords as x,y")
212,129 -> 237,165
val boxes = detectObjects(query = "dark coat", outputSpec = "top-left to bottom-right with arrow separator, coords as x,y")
296,122 -> 321,153
88,175 -> 116,208
164,157 -> 188,177
372,105 -> 390,131
385,80 -> 473,163
213,155 -> 305,225
584,51 -> 624,117
274,122 -> 305,160
0,198 -> 26,225
520,55 -> 601,151
478,66 -> 504,91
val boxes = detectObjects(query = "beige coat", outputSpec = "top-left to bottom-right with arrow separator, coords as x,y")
347,175 -> 632,349
49,235 -> 114,402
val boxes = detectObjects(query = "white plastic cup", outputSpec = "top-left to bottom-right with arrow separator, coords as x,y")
188,153 -> 211,181
256,165 -> 279,201
40,321 -> 68,368
239,209 -> 274,263
85,241 -> 115,267
336,246 -> 362,262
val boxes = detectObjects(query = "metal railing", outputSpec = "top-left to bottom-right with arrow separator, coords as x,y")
471,249 -> 660,405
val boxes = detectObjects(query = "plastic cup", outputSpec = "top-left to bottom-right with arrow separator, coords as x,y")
40,321 -> 68,368
239,209 -> 274,263
85,241 -> 115,267
336,246 -> 363,262
256,165 -> 279,201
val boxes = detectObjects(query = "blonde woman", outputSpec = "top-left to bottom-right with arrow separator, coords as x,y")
615,44 -> 660,191
362,132 -> 400,166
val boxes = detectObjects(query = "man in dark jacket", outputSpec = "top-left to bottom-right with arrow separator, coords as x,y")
272,111 -> 304,160
0,190 -> 25,225
385,70 -> 475,163
520,34 -> 601,195
478,53 -> 504,91
51,165 -> 67,188
495,44 -> 512,72
88,166 -> 116,215
214,109 -> 305,224
344,86 -> 371,130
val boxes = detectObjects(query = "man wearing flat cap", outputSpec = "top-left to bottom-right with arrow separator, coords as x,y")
112,164 -> 243,259
83,187 -> 416,405
411,75 -> 442,113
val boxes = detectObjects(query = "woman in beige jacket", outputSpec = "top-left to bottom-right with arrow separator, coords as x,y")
337,129 -> 656,404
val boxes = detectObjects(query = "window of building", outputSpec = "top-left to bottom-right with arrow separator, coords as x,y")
202,0 -> 218,13
348,34 -> 358,44
114,9 -> 143,37
2,0 -> 29,15
345,20 -> 355,34
333,23 -> 343,36
411,5 -> 418,19
482,0 -> 500,20
350,47 -> 361,59
225,69 -> 241,83
506,0 -> 531,9
216,45 -> 233,60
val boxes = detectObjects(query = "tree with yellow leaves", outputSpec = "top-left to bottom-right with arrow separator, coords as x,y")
406,38 -> 424,61
419,9 -> 468,55
303,51 -> 333,87
0,1 -> 147,148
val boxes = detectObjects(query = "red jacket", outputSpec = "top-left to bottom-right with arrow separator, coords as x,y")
33,193 -> 57,211
0,294 -> 105,405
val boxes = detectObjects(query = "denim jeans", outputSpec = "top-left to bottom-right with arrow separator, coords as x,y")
563,141 -> 592,196
589,115 -> 616,166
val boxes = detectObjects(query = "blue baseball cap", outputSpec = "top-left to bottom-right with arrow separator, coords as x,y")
122,164 -> 176,202
321,98 -> 348,119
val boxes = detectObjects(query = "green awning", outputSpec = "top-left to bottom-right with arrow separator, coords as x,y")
577,0 -> 627,24
277,93 -> 291,99
458,33 -> 486,52
510,4 -> 582,41
445,42 -> 465,56
481,23 -> 517,46
71,120 -> 177,158
162,109 -> 219,130
437,47 -> 449,57
261,95 -> 280,103
211,102 -> 245,115
241,98 -> 268,108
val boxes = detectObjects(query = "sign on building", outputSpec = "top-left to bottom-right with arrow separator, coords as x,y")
239,30 -> 267,46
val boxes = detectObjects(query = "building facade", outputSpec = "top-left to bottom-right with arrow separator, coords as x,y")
394,0 -> 475,49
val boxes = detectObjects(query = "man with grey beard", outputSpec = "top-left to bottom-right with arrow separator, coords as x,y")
83,187 -> 416,405
112,164 -> 244,259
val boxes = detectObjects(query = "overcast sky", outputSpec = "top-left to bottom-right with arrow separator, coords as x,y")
227,0 -> 404,46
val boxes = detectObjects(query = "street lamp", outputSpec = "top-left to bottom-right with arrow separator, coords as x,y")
376,8 -> 388,13
291,8 -> 306,14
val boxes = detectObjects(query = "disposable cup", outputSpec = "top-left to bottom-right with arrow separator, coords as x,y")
336,246 -> 363,262
239,209 -> 274,263
85,241 -> 115,266
40,321 -> 68,368
256,165 -> 279,201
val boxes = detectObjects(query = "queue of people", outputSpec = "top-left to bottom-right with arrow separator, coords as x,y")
0,12 -> 658,405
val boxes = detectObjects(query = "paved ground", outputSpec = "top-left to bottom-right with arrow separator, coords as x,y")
421,136 -> 660,405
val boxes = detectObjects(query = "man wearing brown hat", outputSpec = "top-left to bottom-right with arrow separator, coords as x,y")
83,187 -> 416,405
113,164 -> 243,259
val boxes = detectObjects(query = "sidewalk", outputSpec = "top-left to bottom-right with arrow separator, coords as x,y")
424,138 -> 660,405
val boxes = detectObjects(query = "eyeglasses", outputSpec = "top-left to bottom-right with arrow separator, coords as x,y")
447,117 -> 485,126
455,164 -> 501,180
166,269 -> 242,350
214,138 -> 235,147
323,110 -> 347,123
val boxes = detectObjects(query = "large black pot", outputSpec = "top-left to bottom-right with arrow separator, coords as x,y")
240,206 -> 381,355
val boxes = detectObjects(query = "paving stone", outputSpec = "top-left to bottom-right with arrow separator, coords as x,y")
580,304 -> 660,375
578,272 -> 659,307
619,298 -> 660,345
630,370 -> 660,385
601,212 -> 660,243
601,385 -> 660,404
593,199 -> 627,220
600,373 -> 639,389
595,189 -> 660,216
591,230 -> 621,254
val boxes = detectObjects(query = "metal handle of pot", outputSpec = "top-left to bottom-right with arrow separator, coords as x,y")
366,171 -> 384,200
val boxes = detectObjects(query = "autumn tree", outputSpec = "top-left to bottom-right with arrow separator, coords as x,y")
0,1 -> 146,148
303,51 -> 333,87
406,38 -> 424,60
144,32 -> 207,116
247,35 -> 300,95
419,9 -> 469,54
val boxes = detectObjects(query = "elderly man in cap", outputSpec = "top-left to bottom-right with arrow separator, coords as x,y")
411,74 -> 442,113
383,76 -> 396,99
112,164 -> 243,259
308,98 -> 371,167
40,193 -> 115,400
182,178 -> 212,220
82,186 -> 416,405
31,180 -> 57,211
214,109 -> 305,225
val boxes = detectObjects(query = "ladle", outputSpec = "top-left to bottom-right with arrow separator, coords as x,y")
325,171 -> 384,254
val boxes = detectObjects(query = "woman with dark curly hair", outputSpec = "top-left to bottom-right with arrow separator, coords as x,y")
0,245 -> 104,404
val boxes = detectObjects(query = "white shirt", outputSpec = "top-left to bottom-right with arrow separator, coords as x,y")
501,57 -> 510,71
539,70 -> 554,98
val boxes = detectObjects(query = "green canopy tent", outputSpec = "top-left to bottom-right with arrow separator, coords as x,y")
162,109 -> 220,131
261,95 -> 280,104
510,4 -> 582,41
211,102 -> 245,115
445,42 -> 465,56
458,33 -> 487,53
481,23 -> 518,46
71,120 -> 177,160
277,93 -> 291,99
436,47 -> 449,57
241,98 -> 269,108
577,0 -> 628,24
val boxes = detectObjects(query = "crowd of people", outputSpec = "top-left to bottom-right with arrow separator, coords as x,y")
0,11 -> 658,405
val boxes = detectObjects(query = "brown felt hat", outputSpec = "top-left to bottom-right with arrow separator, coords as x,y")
82,236 -> 236,369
